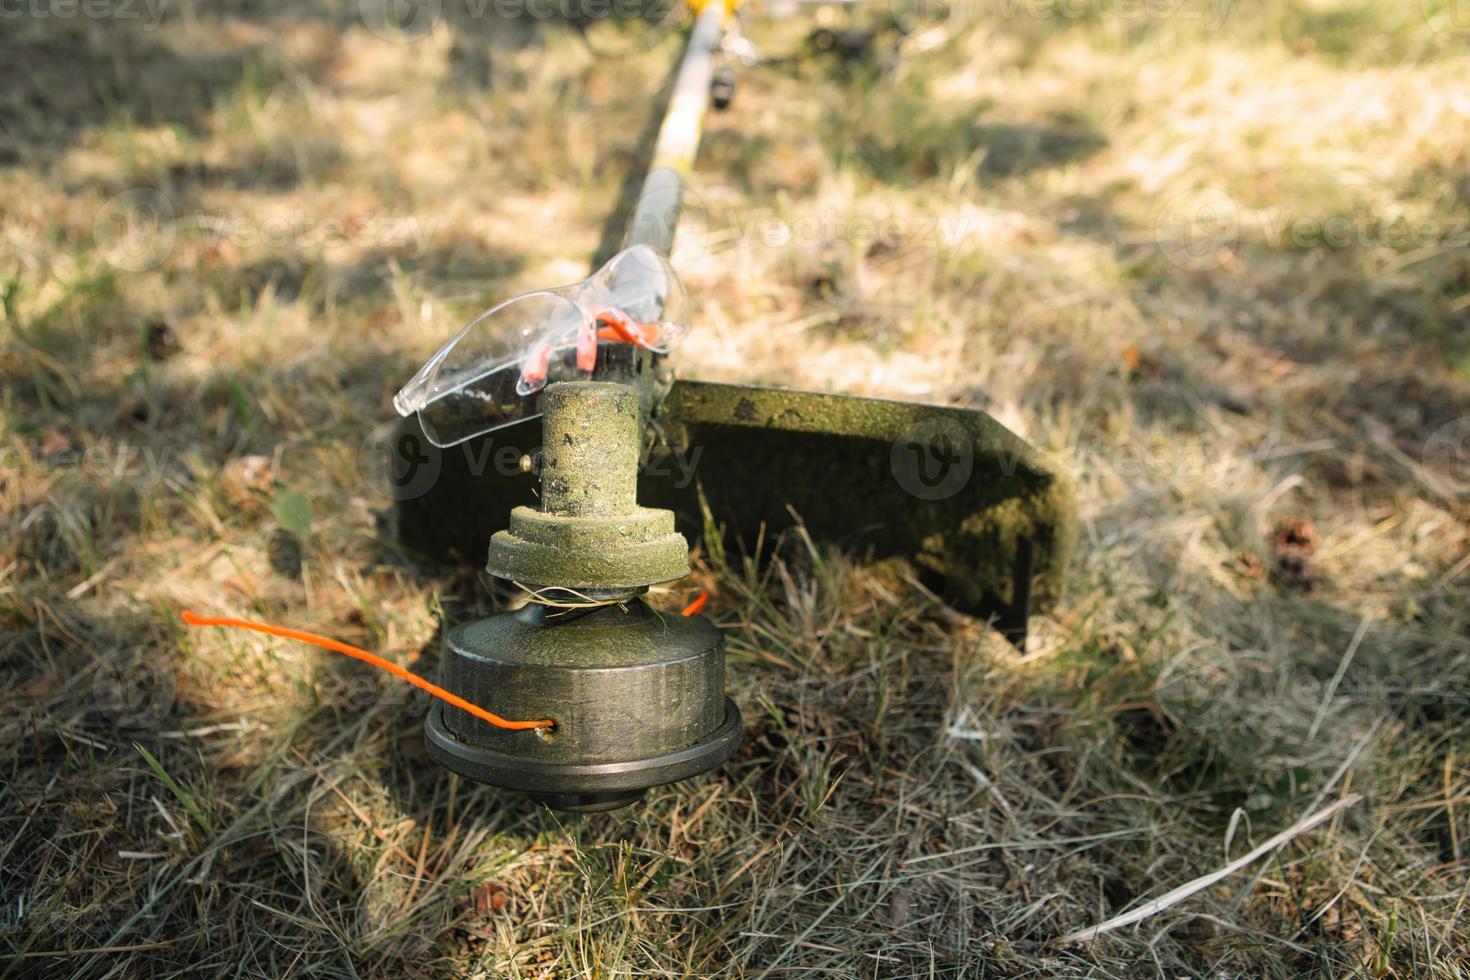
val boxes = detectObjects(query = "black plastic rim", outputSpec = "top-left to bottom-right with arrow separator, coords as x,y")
425,698 -> 743,800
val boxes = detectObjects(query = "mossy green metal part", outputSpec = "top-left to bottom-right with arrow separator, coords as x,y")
486,382 -> 689,592
652,380 -> 1078,629
390,375 -> 1077,639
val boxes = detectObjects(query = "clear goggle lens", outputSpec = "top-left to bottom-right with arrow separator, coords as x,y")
393,246 -> 689,448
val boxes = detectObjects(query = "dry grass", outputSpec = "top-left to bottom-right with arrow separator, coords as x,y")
3,0 -> 1470,975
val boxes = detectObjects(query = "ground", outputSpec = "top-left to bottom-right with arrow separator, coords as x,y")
3,0 -> 1470,976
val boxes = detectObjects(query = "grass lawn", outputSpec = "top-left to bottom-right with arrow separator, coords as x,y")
3,0 -> 1469,975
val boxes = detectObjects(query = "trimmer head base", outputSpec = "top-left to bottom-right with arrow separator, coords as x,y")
425,698 -> 743,812
428,599 -> 739,812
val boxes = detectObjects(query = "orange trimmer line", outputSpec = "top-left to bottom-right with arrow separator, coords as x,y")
180,611 -> 555,731
595,309 -> 661,347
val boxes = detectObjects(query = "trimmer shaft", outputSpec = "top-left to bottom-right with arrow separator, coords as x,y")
485,383 -> 690,595
427,381 -> 741,812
